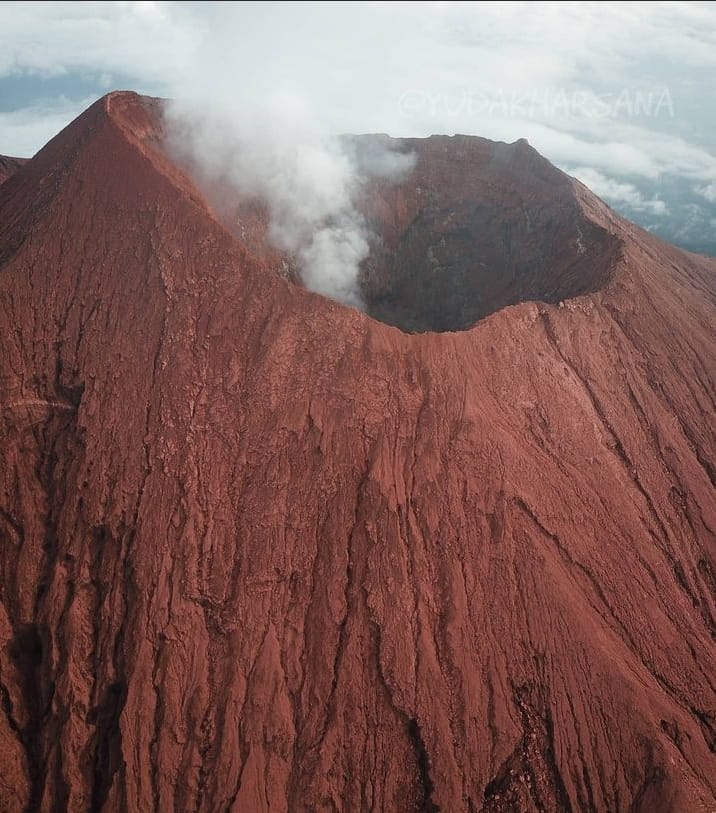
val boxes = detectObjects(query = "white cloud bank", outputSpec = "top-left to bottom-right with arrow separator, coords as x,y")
570,167 -> 669,215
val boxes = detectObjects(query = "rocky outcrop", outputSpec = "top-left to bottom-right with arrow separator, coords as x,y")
0,91 -> 715,812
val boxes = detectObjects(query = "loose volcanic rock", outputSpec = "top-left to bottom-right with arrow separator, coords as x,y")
0,92 -> 715,812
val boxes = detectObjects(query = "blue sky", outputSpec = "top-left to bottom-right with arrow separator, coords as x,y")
2,1 -> 715,253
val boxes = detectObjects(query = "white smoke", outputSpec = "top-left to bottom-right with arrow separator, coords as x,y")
165,96 -> 413,310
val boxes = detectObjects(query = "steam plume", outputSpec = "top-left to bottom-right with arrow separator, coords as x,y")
165,97 -> 413,309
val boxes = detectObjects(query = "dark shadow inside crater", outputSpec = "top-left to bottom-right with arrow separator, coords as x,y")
353,136 -> 620,333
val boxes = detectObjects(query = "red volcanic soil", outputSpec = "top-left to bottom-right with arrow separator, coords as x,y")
0,155 -> 27,185
0,91 -> 715,812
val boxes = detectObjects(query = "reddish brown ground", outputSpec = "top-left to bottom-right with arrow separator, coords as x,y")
0,156 -> 27,186
0,92 -> 715,812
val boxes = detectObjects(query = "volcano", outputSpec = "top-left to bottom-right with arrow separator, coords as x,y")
0,91 -> 715,812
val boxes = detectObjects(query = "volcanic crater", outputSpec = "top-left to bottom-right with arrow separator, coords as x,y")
180,127 -> 622,334
354,135 -> 621,333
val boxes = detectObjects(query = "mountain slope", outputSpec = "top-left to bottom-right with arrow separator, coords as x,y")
0,156 -> 27,185
0,91 -> 715,812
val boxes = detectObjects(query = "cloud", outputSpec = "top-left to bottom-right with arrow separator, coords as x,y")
0,95 -> 93,156
697,182 -> 716,203
0,1 -> 200,81
569,166 -> 669,215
